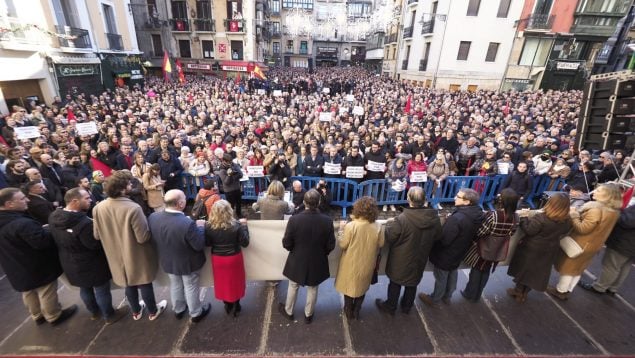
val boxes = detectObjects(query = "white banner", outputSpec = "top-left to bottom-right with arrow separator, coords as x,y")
345,166 -> 364,179
352,106 -> 364,115
247,166 -> 264,177
319,112 -> 332,122
346,94 -> 355,101
324,162 -> 341,175
75,122 -> 98,136
410,171 -> 428,182
367,160 -> 385,172
339,107 -> 348,114
498,162 -> 510,175
273,90 -> 282,97
257,89 -> 266,95
322,87 -> 330,94
14,126 -> 40,140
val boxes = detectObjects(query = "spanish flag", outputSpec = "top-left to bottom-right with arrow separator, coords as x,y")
175,58 -> 185,84
253,65 -> 267,80
162,50 -> 172,82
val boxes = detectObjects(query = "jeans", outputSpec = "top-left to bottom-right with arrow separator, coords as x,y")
462,267 -> 490,301
168,270 -> 203,317
125,283 -> 158,314
385,280 -> 417,311
22,280 -> 62,322
79,281 -> 114,319
284,280 -> 318,317
430,266 -> 457,303
594,247 -> 634,293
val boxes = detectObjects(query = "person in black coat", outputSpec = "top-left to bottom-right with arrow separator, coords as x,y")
0,187 -> 77,325
49,188 -> 123,324
279,189 -> 336,323
376,187 -> 442,315
501,162 -> 533,199
364,142 -> 387,180
39,154 -> 65,191
158,150 -> 184,191
342,146 -> 365,183
419,189 -> 484,306
578,204 -> 635,295
268,152 -> 292,188
148,189 -> 210,322
25,168 -> 63,207
25,180 -> 56,225
304,146 -> 325,177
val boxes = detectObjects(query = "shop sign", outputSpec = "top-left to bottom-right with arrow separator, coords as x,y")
130,69 -> 143,80
57,64 -> 99,77
556,62 -> 580,70
504,78 -> 534,84
187,63 -> 212,70
222,65 -> 247,72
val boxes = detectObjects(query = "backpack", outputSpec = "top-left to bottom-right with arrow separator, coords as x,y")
477,211 -> 517,262
190,194 -> 214,220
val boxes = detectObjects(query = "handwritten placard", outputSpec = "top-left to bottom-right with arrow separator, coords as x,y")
273,90 -> 282,97
319,112 -> 332,122
14,126 -> 41,140
345,166 -> 364,179
75,122 -> 98,136
322,87 -> 330,94
346,94 -> 355,101
324,162 -> 341,175
352,106 -> 364,115
498,162 -> 510,175
410,171 -> 428,183
247,166 -> 264,177
367,160 -> 385,172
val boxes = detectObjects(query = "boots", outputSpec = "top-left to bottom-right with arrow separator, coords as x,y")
343,296 -> 354,320
352,295 -> 365,320
546,286 -> 569,301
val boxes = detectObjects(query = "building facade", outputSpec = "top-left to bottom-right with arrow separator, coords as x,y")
502,0 -> 632,91
0,0 -> 140,114
394,0 -> 523,91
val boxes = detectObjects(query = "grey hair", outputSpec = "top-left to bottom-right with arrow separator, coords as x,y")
407,186 -> 426,207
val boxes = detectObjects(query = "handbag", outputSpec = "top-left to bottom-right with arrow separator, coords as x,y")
559,236 -> 584,258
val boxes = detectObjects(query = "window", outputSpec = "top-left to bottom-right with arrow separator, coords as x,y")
270,0 -> 281,13
485,42 -> 500,62
179,39 -> 191,58
171,0 -> 188,18
52,0 -> 81,27
282,0 -> 313,10
497,0 -> 511,17
273,42 -> 280,54
466,0 -> 480,16
348,2 -> 372,18
286,40 -> 293,52
272,21 -> 280,32
151,34 -> 162,56
147,0 -> 157,17
534,0 -> 553,15
518,38 -> 552,66
102,4 -> 117,33
202,40 -> 214,58
457,41 -> 471,60
196,0 -> 212,18
300,41 -> 308,54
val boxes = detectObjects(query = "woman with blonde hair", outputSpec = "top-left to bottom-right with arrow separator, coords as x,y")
142,163 -> 165,212
548,183 -> 622,300
335,196 -> 384,320
204,200 -> 249,316
252,180 -> 294,220
130,152 -> 150,180
507,193 -> 572,302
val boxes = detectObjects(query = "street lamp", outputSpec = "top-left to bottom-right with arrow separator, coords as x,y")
423,12 -> 449,89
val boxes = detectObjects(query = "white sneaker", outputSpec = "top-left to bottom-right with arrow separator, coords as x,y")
382,205 -> 388,212
149,300 -> 167,321
390,205 -> 396,212
132,301 -> 146,321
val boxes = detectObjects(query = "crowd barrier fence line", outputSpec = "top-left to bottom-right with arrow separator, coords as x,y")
179,173 -> 566,215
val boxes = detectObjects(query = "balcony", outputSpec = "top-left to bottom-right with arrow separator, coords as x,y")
402,60 -> 408,70
571,13 -> 624,37
419,59 -> 428,71
407,0 -> 419,5
225,19 -> 246,33
193,18 -> 215,32
299,48 -> 309,55
526,13 -> 554,30
172,18 -> 190,32
403,26 -> 413,39
271,30 -> 281,38
55,26 -> 91,48
421,19 -> 435,35
285,48 -> 294,54
387,33 -> 398,44
106,33 -> 123,50
0,17 -> 50,45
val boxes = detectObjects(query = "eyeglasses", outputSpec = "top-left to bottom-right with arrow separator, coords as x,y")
455,194 -> 466,199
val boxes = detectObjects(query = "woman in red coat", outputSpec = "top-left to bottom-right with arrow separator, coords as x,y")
204,200 -> 249,316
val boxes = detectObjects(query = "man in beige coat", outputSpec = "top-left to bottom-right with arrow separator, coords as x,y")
93,170 -> 167,320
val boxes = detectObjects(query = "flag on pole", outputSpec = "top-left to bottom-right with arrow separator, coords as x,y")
404,94 -> 412,113
235,72 -> 242,84
175,58 -> 185,84
253,65 -> 267,80
162,50 -> 172,82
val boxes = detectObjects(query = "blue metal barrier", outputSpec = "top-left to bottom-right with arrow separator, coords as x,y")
243,177 -> 270,200
356,180 -> 409,206
480,175 -> 506,210
432,176 -> 488,208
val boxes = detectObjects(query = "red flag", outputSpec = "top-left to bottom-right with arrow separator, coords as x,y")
235,72 -> 241,84
404,94 -> 412,113
175,58 -> 185,84
623,186 -> 634,209
162,50 -> 172,82
503,99 -> 510,116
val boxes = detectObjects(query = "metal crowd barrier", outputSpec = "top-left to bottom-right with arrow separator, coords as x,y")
180,173 -> 565,215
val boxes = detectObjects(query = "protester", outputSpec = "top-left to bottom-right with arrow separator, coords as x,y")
335,196 -> 384,320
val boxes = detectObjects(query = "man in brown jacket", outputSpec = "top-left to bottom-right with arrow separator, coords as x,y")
93,170 -> 167,321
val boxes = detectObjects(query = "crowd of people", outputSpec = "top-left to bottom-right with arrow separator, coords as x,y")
0,66 -> 633,327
